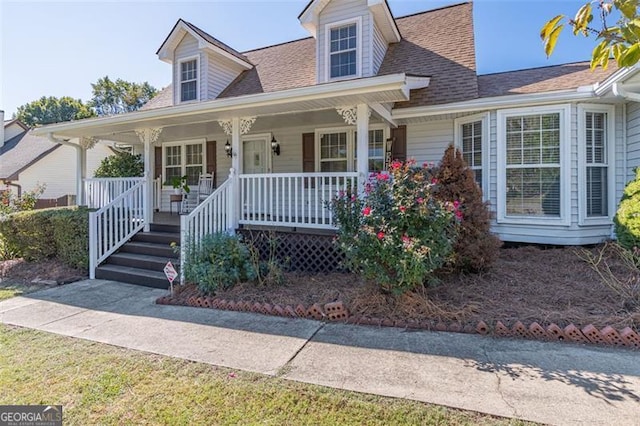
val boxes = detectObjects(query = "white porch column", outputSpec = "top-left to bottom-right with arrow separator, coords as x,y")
78,136 -> 98,206
135,128 -> 163,232
76,147 -> 86,205
231,117 -> 241,230
356,103 -> 370,194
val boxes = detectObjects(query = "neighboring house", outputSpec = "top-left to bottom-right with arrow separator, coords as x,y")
30,1 -> 640,281
1,114 -> 113,203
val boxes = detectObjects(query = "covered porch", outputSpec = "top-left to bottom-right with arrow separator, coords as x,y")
32,73 -> 425,278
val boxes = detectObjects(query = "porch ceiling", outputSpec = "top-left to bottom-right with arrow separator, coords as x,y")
32,73 -> 414,144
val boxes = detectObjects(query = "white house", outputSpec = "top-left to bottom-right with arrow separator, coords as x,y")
1,114 -> 112,204
30,1 -> 640,283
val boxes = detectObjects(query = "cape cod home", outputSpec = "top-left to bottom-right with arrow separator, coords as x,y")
30,1 -> 640,286
1,113 -> 112,207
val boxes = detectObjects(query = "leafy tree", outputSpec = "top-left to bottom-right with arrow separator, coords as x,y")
90,76 -> 158,116
15,96 -> 95,127
542,1 -> 640,69
93,152 -> 144,178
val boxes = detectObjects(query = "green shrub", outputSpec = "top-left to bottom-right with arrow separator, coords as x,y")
615,167 -> 640,250
0,208 -> 56,261
330,160 -> 458,294
50,208 -> 89,269
183,233 -> 256,295
93,152 -> 143,177
0,206 -> 89,269
430,145 -> 501,272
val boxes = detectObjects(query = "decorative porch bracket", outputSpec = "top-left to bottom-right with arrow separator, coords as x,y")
218,116 -> 257,136
135,127 -> 163,232
336,106 -> 370,125
79,136 -> 98,150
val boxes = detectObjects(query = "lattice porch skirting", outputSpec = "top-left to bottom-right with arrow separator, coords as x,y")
237,229 -> 345,273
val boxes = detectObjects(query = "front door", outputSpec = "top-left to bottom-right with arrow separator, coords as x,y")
243,139 -> 270,174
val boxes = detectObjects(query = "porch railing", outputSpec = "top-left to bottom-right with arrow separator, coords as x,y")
239,172 -> 358,229
89,179 -> 145,279
84,177 -> 145,209
180,176 -> 234,284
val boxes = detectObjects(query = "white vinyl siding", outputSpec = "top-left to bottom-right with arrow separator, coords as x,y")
204,51 -> 244,100
371,22 -> 387,75
317,0 -> 370,83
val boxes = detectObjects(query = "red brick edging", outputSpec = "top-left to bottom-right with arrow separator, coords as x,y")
156,290 -> 640,350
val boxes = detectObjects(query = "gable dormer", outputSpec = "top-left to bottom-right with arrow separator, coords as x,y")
156,19 -> 253,105
299,0 -> 400,84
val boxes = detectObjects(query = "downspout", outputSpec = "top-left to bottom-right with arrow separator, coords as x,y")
47,132 -> 84,205
7,182 -> 22,197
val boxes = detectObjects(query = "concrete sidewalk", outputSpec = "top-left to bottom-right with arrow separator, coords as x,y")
1,280 -> 638,425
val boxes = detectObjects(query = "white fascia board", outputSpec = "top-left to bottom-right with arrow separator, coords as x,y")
367,0 -> 401,43
392,89 -> 596,119
594,65 -> 639,96
32,73 -> 410,137
405,76 -> 430,91
369,102 -> 397,127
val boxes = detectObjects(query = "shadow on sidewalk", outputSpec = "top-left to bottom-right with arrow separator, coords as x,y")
11,279 -> 640,405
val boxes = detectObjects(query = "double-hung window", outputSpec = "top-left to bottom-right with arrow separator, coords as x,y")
319,132 -> 348,172
455,113 -> 488,196
353,129 -> 386,172
329,21 -> 358,79
579,104 -> 614,223
164,141 -> 204,186
180,59 -> 198,102
318,127 -> 387,172
497,105 -> 570,224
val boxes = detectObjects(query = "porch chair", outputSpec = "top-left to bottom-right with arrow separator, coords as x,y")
196,172 -> 215,204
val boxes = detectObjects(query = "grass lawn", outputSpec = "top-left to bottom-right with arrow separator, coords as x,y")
0,325 -> 531,425
0,282 -> 44,301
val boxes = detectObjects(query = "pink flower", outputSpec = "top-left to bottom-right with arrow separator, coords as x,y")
453,200 -> 461,209
402,234 -> 411,243
431,178 -> 439,185
351,195 -> 357,201
377,231 -> 385,240
422,162 -> 430,168
390,160 -> 402,170
399,205 -> 406,213
416,197 -> 424,204
362,206 -> 372,216
455,210 -> 463,220
376,173 -> 389,181
407,158 -> 417,166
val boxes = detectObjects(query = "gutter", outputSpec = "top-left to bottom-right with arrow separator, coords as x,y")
393,89 -> 596,119
612,82 -> 640,102
32,73 -> 411,137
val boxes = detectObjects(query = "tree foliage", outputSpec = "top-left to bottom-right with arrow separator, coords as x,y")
542,0 -> 640,69
90,76 -> 158,116
15,96 -> 95,127
93,152 -> 144,178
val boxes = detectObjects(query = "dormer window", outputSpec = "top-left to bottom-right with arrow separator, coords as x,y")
330,23 -> 357,78
180,58 -> 198,102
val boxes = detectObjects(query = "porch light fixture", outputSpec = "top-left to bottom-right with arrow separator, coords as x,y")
225,140 -> 232,157
271,136 -> 280,156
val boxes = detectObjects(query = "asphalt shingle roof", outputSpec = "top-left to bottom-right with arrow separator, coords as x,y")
0,130 -> 61,180
478,61 -> 620,98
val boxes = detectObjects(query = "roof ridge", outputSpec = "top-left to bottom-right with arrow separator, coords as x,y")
180,19 -> 251,64
394,1 -> 471,20
479,60 -> 592,76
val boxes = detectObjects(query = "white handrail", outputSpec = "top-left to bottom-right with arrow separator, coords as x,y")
84,177 -> 145,209
180,176 -> 234,284
89,180 -> 145,279
238,172 -> 358,229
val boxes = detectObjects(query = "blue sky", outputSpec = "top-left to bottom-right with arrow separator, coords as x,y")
1,0 -> 601,117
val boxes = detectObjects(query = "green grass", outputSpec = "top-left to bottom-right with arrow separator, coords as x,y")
0,324 -> 531,425
0,281 -> 44,301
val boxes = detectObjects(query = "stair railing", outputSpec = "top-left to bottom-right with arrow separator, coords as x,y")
89,179 -> 146,279
180,175 -> 234,284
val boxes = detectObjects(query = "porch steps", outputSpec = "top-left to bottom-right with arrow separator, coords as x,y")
94,223 -> 180,289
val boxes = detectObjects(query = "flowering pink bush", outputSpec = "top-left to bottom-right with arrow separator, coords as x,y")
331,160 -> 459,294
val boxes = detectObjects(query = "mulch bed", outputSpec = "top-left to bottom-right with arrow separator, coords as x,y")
159,244 -> 640,348
0,258 -> 86,285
